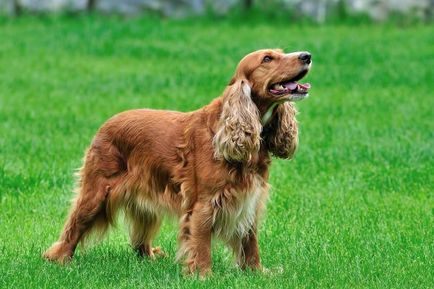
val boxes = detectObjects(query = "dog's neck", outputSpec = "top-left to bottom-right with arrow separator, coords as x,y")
252,93 -> 285,126
261,101 -> 286,126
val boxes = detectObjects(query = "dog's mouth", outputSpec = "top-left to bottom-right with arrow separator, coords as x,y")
268,69 -> 311,102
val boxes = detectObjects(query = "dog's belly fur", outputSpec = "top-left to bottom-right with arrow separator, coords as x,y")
126,173 -> 268,241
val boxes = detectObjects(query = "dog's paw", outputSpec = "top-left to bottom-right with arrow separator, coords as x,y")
183,260 -> 212,279
148,246 -> 167,260
43,241 -> 73,264
136,245 -> 166,260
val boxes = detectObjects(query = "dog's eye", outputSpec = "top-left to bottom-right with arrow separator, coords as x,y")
262,56 -> 273,63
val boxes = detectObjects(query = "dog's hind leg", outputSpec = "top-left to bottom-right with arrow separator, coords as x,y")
43,143 -> 124,264
126,205 -> 163,259
43,177 -> 113,263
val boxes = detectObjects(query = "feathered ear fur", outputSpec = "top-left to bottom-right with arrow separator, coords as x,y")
213,80 -> 262,162
265,102 -> 299,159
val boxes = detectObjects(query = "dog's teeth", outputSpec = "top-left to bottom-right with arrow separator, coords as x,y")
274,84 -> 281,90
272,84 -> 286,91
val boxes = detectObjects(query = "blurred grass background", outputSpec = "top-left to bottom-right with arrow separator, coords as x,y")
0,15 -> 433,288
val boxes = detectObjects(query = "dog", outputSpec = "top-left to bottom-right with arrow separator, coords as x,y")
43,49 -> 312,276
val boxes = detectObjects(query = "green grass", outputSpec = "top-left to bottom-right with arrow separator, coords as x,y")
0,16 -> 433,288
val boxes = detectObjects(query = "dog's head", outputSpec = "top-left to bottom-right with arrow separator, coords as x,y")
214,49 -> 312,162
233,49 -> 312,103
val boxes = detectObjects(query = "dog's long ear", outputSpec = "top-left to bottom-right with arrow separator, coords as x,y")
213,80 -> 262,162
266,102 -> 299,159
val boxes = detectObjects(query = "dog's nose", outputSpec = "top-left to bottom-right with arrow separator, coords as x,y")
298,52 -> 311,64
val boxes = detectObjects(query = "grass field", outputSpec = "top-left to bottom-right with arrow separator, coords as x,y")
0,16 -> 433,288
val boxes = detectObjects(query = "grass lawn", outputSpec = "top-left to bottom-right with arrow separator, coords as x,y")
0,16 -> 433,288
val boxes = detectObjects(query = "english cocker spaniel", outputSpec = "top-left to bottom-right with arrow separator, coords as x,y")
44,49 -> 312,276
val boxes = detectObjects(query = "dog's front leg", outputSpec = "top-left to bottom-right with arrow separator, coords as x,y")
180,202 -> 213,277
230,227 -> 262,271
240,228 -> 261,270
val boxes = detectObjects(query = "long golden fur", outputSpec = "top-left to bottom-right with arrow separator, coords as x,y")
43,49 -> 312,276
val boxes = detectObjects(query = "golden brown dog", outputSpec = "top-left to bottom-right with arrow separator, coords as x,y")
44,49 -> 312,276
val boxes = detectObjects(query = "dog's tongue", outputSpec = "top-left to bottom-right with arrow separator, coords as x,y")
283,81 -> 311,91
283,82 -> 298,90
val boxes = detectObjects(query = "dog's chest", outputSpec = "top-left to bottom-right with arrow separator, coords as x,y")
211,175 -> 267,240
